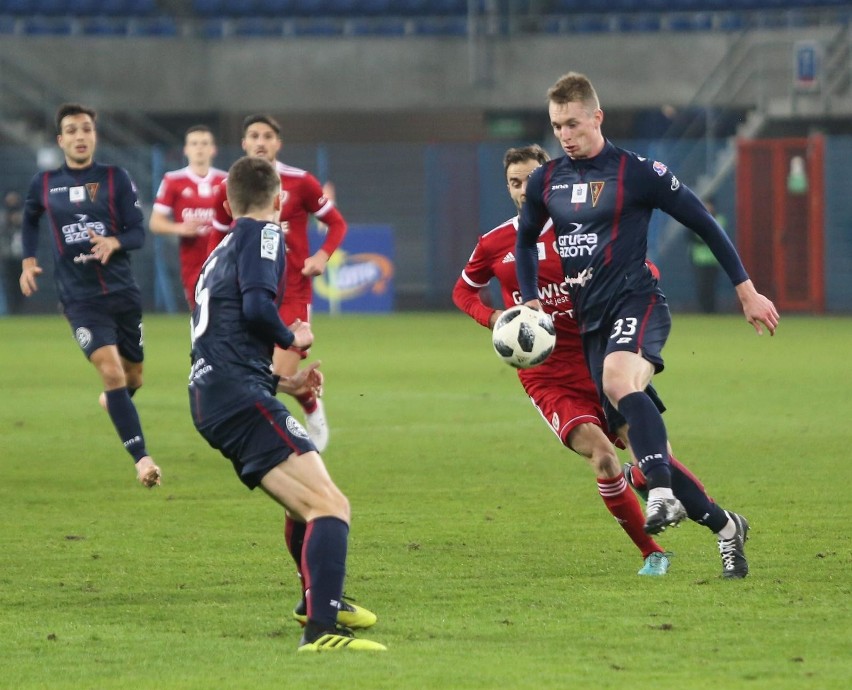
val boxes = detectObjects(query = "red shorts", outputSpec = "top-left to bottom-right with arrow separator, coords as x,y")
277,300 -> 311,357
522,376 -> 617,448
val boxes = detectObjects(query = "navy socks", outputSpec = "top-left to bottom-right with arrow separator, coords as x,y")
103,387 -> 148,462
618,391 -> 671,489
303,516 -> 349,629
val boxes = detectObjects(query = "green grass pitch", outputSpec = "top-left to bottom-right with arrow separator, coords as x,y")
0,312 -> 849,689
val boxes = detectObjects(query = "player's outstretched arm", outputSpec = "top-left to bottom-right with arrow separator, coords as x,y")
735,279 -> 779,336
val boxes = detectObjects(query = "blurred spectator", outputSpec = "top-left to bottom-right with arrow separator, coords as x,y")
1,191 -> 24,314
688,197 -> 727,313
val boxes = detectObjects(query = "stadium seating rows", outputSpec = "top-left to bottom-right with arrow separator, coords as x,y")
0,0 -> 848,38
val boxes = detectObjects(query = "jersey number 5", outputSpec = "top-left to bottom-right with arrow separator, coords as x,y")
191,256 -> 219,346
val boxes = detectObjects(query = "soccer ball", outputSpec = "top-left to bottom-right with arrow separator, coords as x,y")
491,305 -> 556,369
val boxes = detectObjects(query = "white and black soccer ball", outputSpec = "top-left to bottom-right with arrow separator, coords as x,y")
491,305 -> 556,369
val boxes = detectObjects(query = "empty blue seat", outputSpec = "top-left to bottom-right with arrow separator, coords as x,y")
288,0 -> 326,17
616,14 -> 661,31
324,0 -> 361,16
83,16 -> 127,34
193,0 -> 257,17
66,0 -> 100,15
254,0 -> 293,16
291,18 -> 343,35
412,15 -> 468,35
96,0 -> 151,16
4,0 -> 34,15
131,16 -> 179,36
233,17 -> 284,36
32,0 -> 68,16
24,16 -> 74,34
349,17 -> 407,35
572,15 -> 611,32
668,12 -> 714,31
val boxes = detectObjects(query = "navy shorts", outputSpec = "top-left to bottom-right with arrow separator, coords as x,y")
63,288 -> 144,362
195,396 -> 317,489
582,291 -> 671,434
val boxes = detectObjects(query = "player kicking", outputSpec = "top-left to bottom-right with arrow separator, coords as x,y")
188,156 -> 383,651
20,103 -> 160,488
454,145 -> 670,576
516,73 -> 773,578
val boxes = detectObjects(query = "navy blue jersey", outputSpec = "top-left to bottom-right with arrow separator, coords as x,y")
517,141 -> 748,333
189,218 -> 287,427
22,162 -> 145,304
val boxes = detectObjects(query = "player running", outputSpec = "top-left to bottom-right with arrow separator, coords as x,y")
20,103 -> 160,488
208,114 -> 346,454
454,144 -> 671,576
516,72 -> 775,577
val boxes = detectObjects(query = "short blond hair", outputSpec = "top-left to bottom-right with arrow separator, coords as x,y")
547,72 -> 600,113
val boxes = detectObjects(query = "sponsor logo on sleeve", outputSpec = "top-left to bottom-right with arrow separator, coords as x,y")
652,161 -> 668,176
260,225 -> 281,260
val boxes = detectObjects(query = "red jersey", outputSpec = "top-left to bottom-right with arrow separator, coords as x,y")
210,160 -> 346,305
153,165 -> 227,305
453,216 -> 594,390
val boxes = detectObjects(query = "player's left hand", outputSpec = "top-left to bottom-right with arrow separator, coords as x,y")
88,230 -> 121,265
736,279 -> 779,336
302,250 -> 329,277
277,360 -> 324,397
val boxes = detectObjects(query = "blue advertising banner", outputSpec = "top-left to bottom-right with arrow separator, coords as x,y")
309,224 -> 394,313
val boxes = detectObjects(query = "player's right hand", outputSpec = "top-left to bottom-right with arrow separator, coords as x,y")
19,260 -> 42,296
289,318 -> 315,350
523,299 -> 543,311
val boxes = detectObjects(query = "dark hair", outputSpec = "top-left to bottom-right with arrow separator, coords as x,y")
503,144 -> 550,174
55,103 -> 97,134
185,124 -> 214,139
241,114 -> 281,137
226,156 -> 280,216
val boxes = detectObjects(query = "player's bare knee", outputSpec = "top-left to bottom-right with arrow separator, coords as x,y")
100,367 -> 127,390
126,372 -> 143,390
593,451 -> 621,478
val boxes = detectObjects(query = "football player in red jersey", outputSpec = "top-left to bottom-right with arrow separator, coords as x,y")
208,115 -> 346,454
150,125 -> 227,309
454,145 -> 670,576
207,115 -> 353,619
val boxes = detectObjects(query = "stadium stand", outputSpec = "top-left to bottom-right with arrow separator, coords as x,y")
0,1 -> 849,38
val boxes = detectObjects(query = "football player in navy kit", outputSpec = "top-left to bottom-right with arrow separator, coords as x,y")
188,156 -> 384,652
20,103 -> 160,488
516,73 -> 778,578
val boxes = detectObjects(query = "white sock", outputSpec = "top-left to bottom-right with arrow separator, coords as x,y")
716,515 -> 737,540
648,487 -> 675,501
